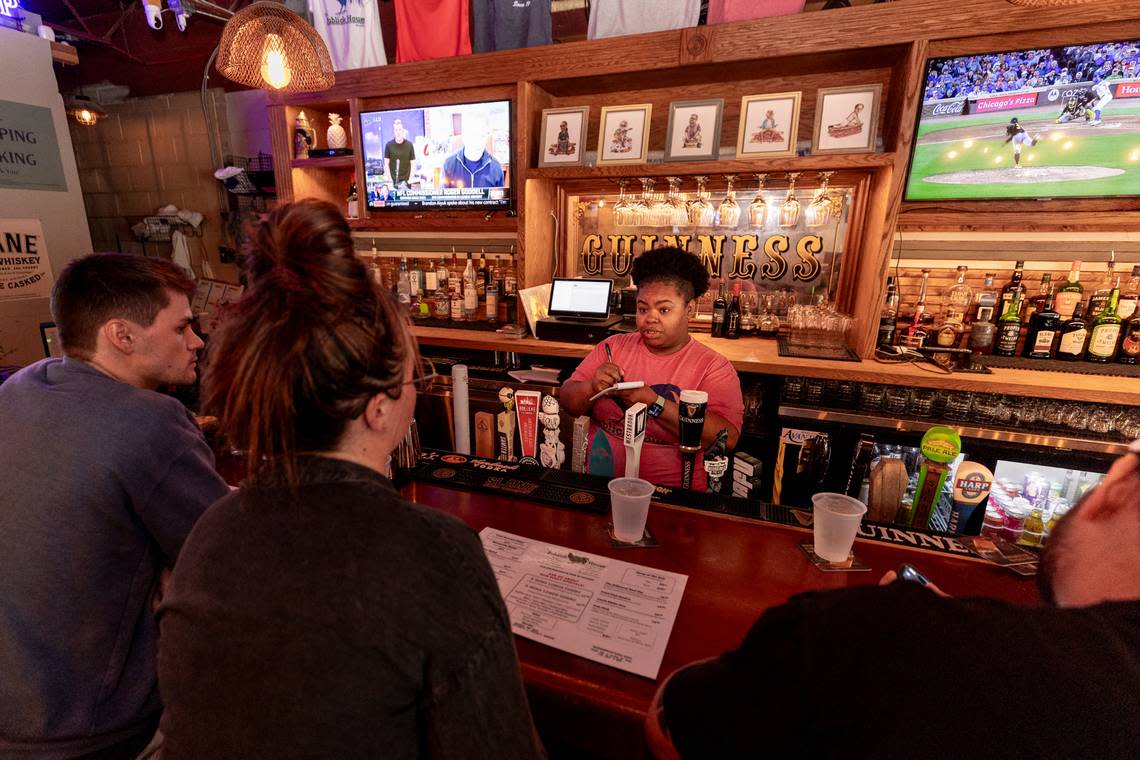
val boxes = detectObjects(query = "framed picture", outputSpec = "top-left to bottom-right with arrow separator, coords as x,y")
736,92 -> 801,158
596,104 -> 652,165
812,84 -> 882,154
665,99 -> 723,161
538,106 -> 589,167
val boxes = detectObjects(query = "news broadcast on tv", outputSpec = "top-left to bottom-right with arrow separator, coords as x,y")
360,99 -> 512,211
906,38 -> 1140,201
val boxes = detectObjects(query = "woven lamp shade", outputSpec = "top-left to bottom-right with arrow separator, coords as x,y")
216,1 -> 335,93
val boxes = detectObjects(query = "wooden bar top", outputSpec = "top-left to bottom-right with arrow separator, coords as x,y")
413,325 -> 1140,406
401,480 -> 1039,759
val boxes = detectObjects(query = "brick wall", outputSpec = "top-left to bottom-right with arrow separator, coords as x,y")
67,89 -> 238,282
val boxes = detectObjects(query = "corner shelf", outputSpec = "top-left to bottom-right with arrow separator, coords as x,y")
528,152 -> 898,180
291,155 -> 357,170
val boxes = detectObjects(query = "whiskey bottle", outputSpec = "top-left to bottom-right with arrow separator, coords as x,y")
1023,292 -> 1060,359
1117,312 -> 1140,365
997,260 -> 1025,322
1055,301 -> 1088,361
1054,260 -> 1084,320
462,254 -> 478,319
877,275 -> 900,348
1024,272 -> 1053,324
993,287 -> 1023,357
711,285 -> 728,338
1086,284 -> 1122,363
968,273 -> 998,354
725,288 -> 742,339
1116,265 -> 1140,321
1087,251 -> 1116,319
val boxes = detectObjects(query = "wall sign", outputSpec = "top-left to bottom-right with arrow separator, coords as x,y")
0,99 -> 67,192
0,218 -> 54,300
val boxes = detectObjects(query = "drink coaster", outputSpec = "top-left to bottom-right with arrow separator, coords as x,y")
800,543 -> 871,572
607,524 -> 659,548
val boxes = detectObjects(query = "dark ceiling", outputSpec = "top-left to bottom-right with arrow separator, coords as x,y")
25,0 -> 590,98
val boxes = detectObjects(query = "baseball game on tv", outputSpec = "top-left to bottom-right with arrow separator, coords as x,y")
359,99 -> 512,211
904,38 -> 1140,201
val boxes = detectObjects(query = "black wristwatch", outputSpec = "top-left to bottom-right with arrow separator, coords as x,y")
647,394 -> 666,418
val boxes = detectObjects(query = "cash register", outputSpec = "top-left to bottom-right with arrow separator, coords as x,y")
535,278 -> 622,342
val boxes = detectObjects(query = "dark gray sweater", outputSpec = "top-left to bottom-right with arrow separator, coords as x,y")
158,456 -> 546,760
0,358 -> 229,758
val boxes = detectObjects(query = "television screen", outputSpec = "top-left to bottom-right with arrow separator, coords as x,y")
904,39 -> 1140,201
360,99 -> 512,211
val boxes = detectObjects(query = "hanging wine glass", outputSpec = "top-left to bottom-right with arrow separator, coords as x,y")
748,173 -> 768,229
717,174 -> 741,228
688,175 -> 716,226
805,171 -> 836,228
627,177 -> 650,226
613,178 -> 633,227
647,177 -> 670,227
779,172 -> 801,229
666,176 -> 689,226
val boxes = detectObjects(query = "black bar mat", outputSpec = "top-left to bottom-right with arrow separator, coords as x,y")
980,355 -> 1140,378
412,317 -> 503,332
777,336 -> 861,362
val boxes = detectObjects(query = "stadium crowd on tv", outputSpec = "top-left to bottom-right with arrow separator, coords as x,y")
924,41 -> 1140,102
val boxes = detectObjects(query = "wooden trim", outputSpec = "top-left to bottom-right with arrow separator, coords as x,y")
530,152 -> 896,180
50,42 -> 78,66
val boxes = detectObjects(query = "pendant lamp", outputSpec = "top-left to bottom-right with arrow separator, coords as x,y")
66,95 -> 107,127
216,1 -> 335,93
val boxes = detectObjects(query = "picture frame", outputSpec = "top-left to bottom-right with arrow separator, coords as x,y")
736,92 -> 801,158
812,84 -> 882,154
596,104 -> 652,166
538,106 -> 590,167
665,98 -> 723,161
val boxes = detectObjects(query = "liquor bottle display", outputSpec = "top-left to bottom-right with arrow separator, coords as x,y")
1023,292 -> 1060,359
1053,260 -> 1084,320
993,287 -> 1023,357
1085,284 -> 1122,363
1055,301 -> 1088,361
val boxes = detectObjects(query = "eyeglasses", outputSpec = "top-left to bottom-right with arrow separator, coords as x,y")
406,356 -> 438,392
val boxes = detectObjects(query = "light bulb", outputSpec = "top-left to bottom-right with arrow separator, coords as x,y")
260,33 -> 292,90
75,108 -> 97,127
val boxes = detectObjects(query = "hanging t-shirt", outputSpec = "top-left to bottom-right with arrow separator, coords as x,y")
568,332 -> 744,491
471,0 -> 552,53
394,0 -> 472,63
307,0 -> 387,70
587,0 -> 700,40
707,0 -> 807,25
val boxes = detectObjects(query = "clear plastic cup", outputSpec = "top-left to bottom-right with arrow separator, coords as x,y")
608,477 -> 656,543
811,492 -> 868,562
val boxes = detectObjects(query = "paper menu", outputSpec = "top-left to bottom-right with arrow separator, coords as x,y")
479,528 -> 687,679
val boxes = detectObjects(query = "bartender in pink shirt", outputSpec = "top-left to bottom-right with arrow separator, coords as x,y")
561,247 -> 744,491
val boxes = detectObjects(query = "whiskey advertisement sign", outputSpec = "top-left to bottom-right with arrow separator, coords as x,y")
0,218 -> 54,301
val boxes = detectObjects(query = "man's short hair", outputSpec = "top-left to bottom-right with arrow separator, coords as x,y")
51,253 -> 195,359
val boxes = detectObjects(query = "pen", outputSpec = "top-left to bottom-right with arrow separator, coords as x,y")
604,342 -> 624,380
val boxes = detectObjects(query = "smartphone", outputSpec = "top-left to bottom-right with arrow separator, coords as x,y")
898,563 -> 930,587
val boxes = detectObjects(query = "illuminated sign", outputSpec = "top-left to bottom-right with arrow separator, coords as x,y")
0,0 -> 22,18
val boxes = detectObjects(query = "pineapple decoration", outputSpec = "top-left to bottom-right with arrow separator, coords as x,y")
326,113 -> 348,150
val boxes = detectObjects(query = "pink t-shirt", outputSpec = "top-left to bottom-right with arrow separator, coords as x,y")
569,332 -> 744,491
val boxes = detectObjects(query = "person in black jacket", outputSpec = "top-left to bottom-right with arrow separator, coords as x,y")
648,441 -> 1140,760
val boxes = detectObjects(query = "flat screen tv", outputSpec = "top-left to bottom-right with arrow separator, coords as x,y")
904,38 -> 1140,201
360,99 -> 512,211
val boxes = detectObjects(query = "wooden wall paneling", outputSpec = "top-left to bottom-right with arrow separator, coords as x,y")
518,81 -> 556,296
832,174 -> 874,316
358,84 -> 516,113
268,104 -> 293,203
522,177 -> 558,291
349,97 -> 367,221
898,208 -> 1140,232
850,40 -> 930,357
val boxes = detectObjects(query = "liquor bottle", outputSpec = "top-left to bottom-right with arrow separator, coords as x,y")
347,175 -> 359,219
1024,273 -> 1053,324
1053,260 -> 1084,320
1117,311 -> 1140,365
1022,292 -> 1060,359
904,269 -> 932,346
711,285 -> 728,338
1055,301 -> 1088,361
449,288 -> 463,321
409,257 -> 423,297
877,275 -> 900,348
462,254 -> 478,319
485,280 -> 499,323
993,287 -> 1023,356
424,255 -> 439,296
476,249 -> 487,299
1117,265 -> 1140,321
368,241 -> 382,286
1085,283 -> 1122,363
503,253 -> 518,295
968,273 -> 998,354
725,288 -> 742,339
450,249 -> 462,294
435,255 -> 449,297
944,265 -> 973,326
396,255 -> 412,307
996,260 -> 1025,322
1087,251 -> 1116,319
491,255 -> 504,295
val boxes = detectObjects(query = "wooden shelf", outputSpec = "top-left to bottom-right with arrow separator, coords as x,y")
413,326 -> 1140,406
529,152 -> 896,180
350,214 -> 518,232
290,155 -> 356,169
50,42 -> 78,65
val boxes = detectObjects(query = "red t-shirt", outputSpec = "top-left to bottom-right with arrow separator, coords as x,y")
394,0 -> 472,63
569,332 -> 744,491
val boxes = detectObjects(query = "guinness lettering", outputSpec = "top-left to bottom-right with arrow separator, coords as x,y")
760,235 -> 790,281
607,234 -> 636,276
792,235 -> 823,282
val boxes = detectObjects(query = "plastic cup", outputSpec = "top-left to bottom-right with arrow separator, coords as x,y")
811,492 -> 868,562
608,477 -> 655,542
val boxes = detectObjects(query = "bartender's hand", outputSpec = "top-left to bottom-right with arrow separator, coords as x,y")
591,362 -> 625,395
616,385 -> 658,407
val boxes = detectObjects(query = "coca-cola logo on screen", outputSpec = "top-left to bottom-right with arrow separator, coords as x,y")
931,101 -> 965,116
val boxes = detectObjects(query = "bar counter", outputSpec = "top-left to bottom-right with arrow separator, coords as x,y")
412,326 -> 1140,407
400,479 -> 1039,759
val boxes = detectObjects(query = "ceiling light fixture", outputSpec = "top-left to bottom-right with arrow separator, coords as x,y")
66,95 -> 107,127
216,1 -> 334,93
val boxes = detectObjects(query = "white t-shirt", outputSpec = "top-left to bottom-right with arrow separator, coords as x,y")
587,0 -> 700,40
308,0 -> 387,70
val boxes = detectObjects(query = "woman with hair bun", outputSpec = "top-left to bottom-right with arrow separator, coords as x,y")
156,200 -> 544,759
561,246 -> 744,491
